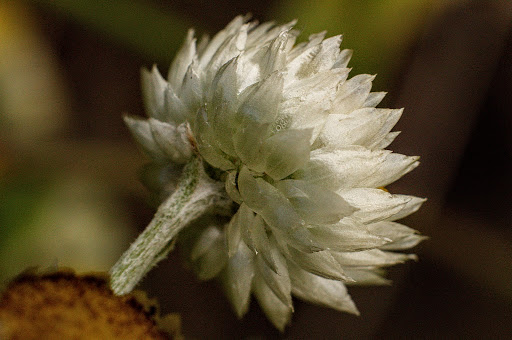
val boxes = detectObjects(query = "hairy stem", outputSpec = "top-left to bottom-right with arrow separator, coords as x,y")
110,157 -> 229,295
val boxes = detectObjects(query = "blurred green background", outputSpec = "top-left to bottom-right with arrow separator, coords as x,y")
1,0 -> 511,338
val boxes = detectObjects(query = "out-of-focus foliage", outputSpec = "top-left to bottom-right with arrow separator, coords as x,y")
0,2 -> 133,282
0,2 -> 69,142
0,169 -> 133,281
272,0 -> 457,87
32,0 -> 196,65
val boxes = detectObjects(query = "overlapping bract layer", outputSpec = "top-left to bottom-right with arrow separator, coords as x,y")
126,15 -> 426,330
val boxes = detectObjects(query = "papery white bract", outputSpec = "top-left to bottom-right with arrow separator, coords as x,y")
124,15 -> 426,331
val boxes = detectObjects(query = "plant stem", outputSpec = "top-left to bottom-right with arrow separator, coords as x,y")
110,157 -> 229,295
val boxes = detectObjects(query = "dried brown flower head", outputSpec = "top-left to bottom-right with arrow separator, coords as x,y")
0,270 -> 181,339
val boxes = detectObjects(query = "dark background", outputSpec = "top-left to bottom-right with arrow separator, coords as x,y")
1,0 -> 511,338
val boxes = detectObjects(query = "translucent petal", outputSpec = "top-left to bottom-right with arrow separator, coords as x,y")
225,208 -> 243,257
180,60 -> 203,112
141,66 -> 167,120
281,69 -> 350,140
338,188 -> 413,224
232,72 -> 284,170
194,108 -> 235,171
297,147 -> 419,190
257,31 -> 289,78
287,247 -> 352,281
262,129 -> 312,180
372,131 -> 401,150
190,225 -> 219,262
359,153 -> 419,188
148,119 -> 192,163
380,234 -> 427,250
163,85 -> 188,123
252,19 -> 297,47
333,74 -> 374,115
286,44 -> 321,82
364,91 -> 386,108
246,21 -> 276,46
332,49 -> 352,69
275,179 -> 356,224
123,115 -> 166,160
386,196 -> 426,221
225,170 -> 242,204
367,220 -> 419,239
236,203 -> 257,252
318,108 -> 403,149
221,241 -> 255,318
205,24 -> 248,84
249,215 -> 278,272
274,69 -> 348,143
207,57 -> 240,156
344,268 -> 391,286
253,274 -> 292,332
332,249 -> 415,267
288,261 -> 359,315
199,15 -> 247,69
233,121 -> 269,172
367,221 -> 427,250
237,71 -> 283,124
307,35 -> 342,74
255,243 -> 292,308
168,29 -> 197,91
296,147 -> 389,190
190,226 -> 228,280
196,33 -> 210,56
308,219 -> 389,252
237,167 -> 320,252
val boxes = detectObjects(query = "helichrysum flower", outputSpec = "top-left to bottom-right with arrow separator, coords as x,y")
111,15 -> 426,331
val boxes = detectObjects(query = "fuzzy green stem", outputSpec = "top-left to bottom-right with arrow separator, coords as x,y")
110,157 -> 230,295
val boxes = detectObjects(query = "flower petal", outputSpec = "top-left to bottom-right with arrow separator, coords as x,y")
297,147 -> 419,190
332,49 -> 352,69
364,91 -> 386,108
332,249 -> 415,267
221,241 -> 255,318
288,261 -> 359,315
344,268 -> 391,286
141,66 -> 167,120
225,170 -> 243,204
367,221 -> 428,250
198,15 -> 247,69
194,107 -> 235,170
148,119 -> 192,163
255,240 -> 293,308
207,57 -> 240,156
225,206 -> 243,257
163,85 -> 188,124
249,215 -> 278,272
190,226 -> 228,280
180,60 -> 203,111
276,179 -> 356,224
338,188 -> 413,223
333,74 -> 374,115
318,108 -> 403,150
168,29 -> 197,91
262,129 -> 312,180
123,115 -> 166,161
253,274 -> 292,332
237,167 -> 320,252
287,247 -> 352,281
386,196 -> 426,221
205,24 -> 248,84
308,218 -> 389,252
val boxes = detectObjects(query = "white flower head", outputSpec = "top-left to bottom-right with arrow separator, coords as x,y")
121,15 -> 426,331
